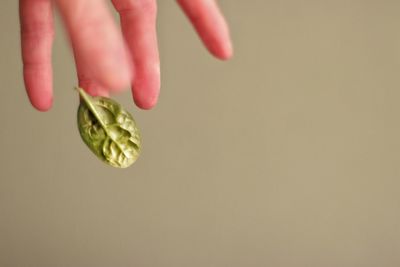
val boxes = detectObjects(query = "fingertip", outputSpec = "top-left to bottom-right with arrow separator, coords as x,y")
205,20 -> 233,60
23,66 -> 53,112
96,62 -> 132,93
130,62 -> 160,110
133,85 -> 159,109
134,93 -> 158,110
27,89 -> 53,112
132,78 -> 160,110
32,100 -> 53,112
213,41 -> 234,60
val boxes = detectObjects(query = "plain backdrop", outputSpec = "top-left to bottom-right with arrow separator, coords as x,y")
1,0 -> 400,266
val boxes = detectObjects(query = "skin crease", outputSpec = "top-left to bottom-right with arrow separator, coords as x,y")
19,0 -> 233,111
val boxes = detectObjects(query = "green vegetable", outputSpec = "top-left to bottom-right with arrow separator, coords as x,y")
76,87 -> 141,168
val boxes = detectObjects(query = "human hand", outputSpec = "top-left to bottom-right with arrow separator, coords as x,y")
19,0 -> 233,111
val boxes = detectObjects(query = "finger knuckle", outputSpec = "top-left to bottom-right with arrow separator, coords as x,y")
21,21 -> 54,39
136,0 -> 157,14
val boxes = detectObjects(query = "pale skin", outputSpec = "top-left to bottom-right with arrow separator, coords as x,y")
19,0 -> 233,111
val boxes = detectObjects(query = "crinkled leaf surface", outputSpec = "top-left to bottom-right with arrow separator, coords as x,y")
77,87 -> 141,168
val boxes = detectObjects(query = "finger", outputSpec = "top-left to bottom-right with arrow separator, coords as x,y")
73,42 -> 109,97
75,58 -> 109,98
111,0 -> 160,109
177,0 -> 233,60
19,0 -> 54,111
56,0 -> 132,93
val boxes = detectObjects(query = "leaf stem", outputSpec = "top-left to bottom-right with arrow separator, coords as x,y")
76,87 -> 108,130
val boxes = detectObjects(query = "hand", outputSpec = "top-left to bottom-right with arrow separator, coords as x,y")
19,0 -> 233,111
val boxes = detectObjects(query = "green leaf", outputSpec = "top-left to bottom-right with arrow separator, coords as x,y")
76,87 -> 141,168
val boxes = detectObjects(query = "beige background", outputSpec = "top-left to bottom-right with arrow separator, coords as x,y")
1,0 -> 400,266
